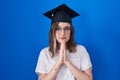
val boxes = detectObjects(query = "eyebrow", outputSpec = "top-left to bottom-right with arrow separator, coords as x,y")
57,26 -> 71,28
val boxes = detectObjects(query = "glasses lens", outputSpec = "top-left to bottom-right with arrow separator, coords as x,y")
55,27 -> 70,34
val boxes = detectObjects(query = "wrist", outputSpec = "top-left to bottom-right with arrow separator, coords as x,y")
64,59 -> 70,65
58,60 -> 63,66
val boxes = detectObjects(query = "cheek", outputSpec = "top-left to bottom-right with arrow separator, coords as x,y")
55,34 -> 59,41
66,34 -> 70,40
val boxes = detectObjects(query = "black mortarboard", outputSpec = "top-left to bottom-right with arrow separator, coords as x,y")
43,4 -> 80,24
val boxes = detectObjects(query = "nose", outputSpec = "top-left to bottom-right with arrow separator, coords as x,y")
61,29 -> 65,35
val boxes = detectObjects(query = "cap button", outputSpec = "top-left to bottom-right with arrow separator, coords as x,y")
52,13 -> 54,17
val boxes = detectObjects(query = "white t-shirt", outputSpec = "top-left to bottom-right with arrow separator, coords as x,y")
35,45 -> 92,80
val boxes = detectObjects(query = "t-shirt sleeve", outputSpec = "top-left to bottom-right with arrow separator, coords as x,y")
80,46 -> 92,71
35,49 -> 47,75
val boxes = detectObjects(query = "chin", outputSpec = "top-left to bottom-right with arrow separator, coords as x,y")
58,40 -> 68,43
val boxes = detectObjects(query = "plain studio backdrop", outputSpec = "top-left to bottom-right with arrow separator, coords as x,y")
0,0 -> 120,80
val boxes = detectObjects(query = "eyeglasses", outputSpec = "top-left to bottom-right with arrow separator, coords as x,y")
55,27 -> 70,34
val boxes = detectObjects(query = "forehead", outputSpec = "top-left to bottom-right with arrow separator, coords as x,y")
58,22 -> 71,28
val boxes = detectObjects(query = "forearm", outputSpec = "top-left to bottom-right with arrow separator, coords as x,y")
42,62 -> 62,80
65,61 -> 92,80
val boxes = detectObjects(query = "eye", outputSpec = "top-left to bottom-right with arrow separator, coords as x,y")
55,27 -> 61,31
64,27 -> 70,31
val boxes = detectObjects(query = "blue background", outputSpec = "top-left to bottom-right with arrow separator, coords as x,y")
0,0 -> 120,80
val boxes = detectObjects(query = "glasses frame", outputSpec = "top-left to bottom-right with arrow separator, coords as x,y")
55,26 -> 71,34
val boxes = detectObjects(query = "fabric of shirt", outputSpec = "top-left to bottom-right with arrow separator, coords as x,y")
35,45 -> 92,80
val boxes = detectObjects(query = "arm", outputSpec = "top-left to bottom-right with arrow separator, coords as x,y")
65,60 -> 92,80
58,43 -> 93,80
38,45 -> 65,80
38,61 -> 63,80
62,44 -> 92,80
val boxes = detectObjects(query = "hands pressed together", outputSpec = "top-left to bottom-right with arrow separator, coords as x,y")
58,42 -> 70,66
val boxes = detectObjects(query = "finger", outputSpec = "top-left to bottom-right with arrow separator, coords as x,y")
60,44 -> 65,52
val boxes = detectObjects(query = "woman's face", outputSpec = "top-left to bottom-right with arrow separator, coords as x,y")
55,22 -> 71,44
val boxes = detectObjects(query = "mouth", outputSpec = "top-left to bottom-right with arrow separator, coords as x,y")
60,37 -> 66,39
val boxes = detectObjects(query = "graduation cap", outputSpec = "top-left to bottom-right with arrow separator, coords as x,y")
43,4 -> 80,24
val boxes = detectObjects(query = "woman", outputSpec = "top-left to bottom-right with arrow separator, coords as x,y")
35,4 -> 92,80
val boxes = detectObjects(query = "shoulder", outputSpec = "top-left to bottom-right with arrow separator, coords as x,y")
76,44 -> 87,50
76,44 -> 90,57
75,44 -> 89,55
41,47 -> 49,53
39,47 -> 50,57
